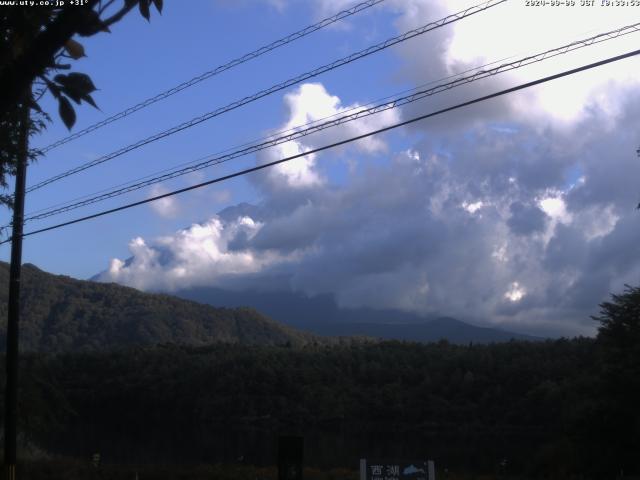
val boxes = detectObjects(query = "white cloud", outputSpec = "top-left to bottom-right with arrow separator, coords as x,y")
149,184 -> 179,218
462,200 -> 484,214
384,0 -> 640,133
96,5 -> 640,337
97,216 -> 292,292
539,194 -> 572,224
256,82 -> 400,192
103,92 -> 640,336
262,140 -> 323,190
504,282 -> 525,303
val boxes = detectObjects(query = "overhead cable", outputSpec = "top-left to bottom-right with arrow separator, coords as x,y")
36,0 -> 389,154
3,46 -> 639,244
25,0 -> 506,194
20,21 -> 640,224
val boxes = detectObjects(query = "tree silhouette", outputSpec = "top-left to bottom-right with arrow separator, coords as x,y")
0,0 -> 163,207
592,285 -> 640,474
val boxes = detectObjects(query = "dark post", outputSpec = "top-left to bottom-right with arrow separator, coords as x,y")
4,95 -> 29,480
278,435 -> 304,480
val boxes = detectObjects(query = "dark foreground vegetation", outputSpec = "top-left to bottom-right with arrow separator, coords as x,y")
10,461 -> 358,480
0,264 -> 638,478
0,325 -> 638,478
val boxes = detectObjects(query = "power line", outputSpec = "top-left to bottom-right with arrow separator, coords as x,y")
22,54 -> 523,219
30,17 -> 623,220
3,46 -> 639,245
36,0 -> 389,155
18,21 -> 640,224
25,0 -> 506,194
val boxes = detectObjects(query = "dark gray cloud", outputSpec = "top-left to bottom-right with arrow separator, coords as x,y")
94,1 -> 640,337
96,98 -> 640,337
507,202 -> 547,236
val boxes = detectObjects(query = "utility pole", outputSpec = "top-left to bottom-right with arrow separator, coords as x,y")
4,93 -> 30,480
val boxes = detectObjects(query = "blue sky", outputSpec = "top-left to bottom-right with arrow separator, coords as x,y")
3,0 -> 640,336
3,0 -> 407,275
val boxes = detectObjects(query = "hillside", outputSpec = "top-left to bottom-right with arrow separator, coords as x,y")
177,287 -> 540,343
0,262 -> 317,352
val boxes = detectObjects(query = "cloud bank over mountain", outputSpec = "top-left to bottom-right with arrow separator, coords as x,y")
95,1 -> 640,337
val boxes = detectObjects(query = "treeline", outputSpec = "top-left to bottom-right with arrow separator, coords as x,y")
0,263 -> 319,351
0,279 -> 637,478
0,335 -> 637,478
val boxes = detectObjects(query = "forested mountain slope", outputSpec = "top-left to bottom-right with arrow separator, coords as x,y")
0,262 -> 316,351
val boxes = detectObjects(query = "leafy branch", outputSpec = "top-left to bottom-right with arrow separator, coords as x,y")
0,0 -> 163,209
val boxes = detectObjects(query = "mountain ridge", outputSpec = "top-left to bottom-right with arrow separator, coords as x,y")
176,286 -> 541,343
0,262 -> 319,352
0,261 -> 540,350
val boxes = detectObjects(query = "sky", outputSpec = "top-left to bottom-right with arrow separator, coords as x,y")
2,0 -> 640,337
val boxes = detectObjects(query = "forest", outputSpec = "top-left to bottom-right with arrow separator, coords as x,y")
1,1 -> 640,479
0,287 -> 638,479
0,262 -> 320,351
0,264 -> 638,478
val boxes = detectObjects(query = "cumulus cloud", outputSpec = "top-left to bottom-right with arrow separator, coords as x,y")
96,1 -> 640,337
255,83 -> 400,192
380,0 -> 640,136
97,216 -> 293,292
148,184 -> 179,218
98,93 -> 640,337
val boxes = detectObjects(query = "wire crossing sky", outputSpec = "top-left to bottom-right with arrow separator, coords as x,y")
36,0 -> 389,154
4,45 -> 639,245
16,20 -> 640,226
5,0 -> 640,337
25,0 -> 506,194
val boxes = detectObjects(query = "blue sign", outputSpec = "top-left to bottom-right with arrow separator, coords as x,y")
360,459 -> 435,480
